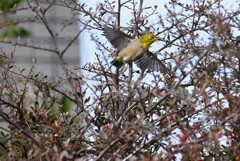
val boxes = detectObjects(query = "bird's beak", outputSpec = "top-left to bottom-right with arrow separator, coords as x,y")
156,37 -> 161,41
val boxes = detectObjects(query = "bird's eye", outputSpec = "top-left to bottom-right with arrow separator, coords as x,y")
148,35 -> 153,39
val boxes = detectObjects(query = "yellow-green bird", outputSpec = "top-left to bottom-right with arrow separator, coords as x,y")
104,26 -> 169,74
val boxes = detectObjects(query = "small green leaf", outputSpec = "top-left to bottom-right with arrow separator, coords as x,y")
44,100 -> 58,120
84,96 -> 90,104
0,0 -> 23,12
48,106 -> 58,120
0,55 -> 5,66
60,96 -> 72,113
2,26 -> 30,38
72,117 -> 79,124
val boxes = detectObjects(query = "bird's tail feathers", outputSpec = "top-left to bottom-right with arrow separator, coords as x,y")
106,59 -> 124,72
111,59 -> 124,68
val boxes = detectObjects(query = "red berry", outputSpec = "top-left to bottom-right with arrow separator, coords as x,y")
104,124 -> 109,129
236,155 -> 240,161
169,116 -> 174,121
177,134 -> 188,142
197,158 -> 202,161
8,147 -> 13,152
163,122 -> 168,127
231,135 -> 236,139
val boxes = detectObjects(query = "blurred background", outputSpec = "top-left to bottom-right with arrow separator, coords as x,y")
1,0 -> 80,78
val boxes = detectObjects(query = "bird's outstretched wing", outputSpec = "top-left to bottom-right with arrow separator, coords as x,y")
104,26 -> 133,51
135,50 -> 170,75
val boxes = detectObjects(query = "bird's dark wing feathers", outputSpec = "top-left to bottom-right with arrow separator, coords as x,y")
135,51 -> 170,75
104,26 -> 133,51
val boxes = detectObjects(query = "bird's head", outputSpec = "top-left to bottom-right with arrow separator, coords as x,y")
139,32 -> 157,49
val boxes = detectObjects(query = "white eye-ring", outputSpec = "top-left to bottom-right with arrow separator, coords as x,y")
148,35 -> 153,39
